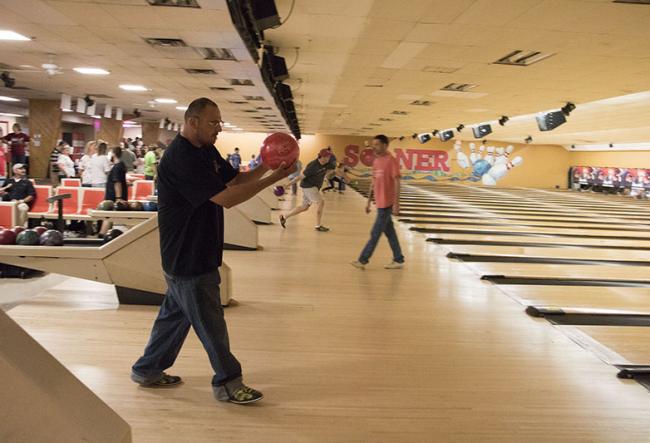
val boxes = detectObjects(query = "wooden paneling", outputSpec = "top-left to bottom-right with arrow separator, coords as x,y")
28,99 -> 62,179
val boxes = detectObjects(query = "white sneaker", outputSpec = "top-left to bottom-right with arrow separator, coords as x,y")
350,261 -> 365,270
384,261 -> 404,269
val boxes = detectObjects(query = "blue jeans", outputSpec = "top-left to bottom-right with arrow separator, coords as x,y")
132,269 -> 242,386
358,206 -> 404,264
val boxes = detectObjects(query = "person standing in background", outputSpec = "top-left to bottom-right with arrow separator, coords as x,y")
143,145 -> 158,180
2,123 -> 30,169
78,141 -> 97,187
88,142 -> 112,188
230,147 -> 241,170
57,145 -> 76,180
121,144 -> 137,172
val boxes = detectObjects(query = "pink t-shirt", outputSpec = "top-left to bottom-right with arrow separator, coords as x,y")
0,146 -> 6,177
373,153 -> 400,209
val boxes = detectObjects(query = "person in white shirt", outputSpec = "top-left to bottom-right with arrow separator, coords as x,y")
57,145 -> 76,179
78,140 -> 97,187
88,142 -> 112,188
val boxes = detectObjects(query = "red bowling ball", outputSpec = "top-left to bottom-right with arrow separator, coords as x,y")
0,229 -> 17,245
260,132 -> 299,170
12,226 -> 25,235
34,226 -> 48,236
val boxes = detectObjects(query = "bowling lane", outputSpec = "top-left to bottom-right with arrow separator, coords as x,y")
410,224 -> 650,240
442,245 -> 650,264
399,211 -> 650,225
427,234 -> 650,250
400,216 -> 650,231
567,326 -> 650,365
465,262 -> 650,284
501,286 -> 650,314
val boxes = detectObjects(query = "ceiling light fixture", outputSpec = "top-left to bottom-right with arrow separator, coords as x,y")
120,84 -> 149,91
175,106 -> 188,111
0,96 -> 20,102
74,67 -> 110,75
155,98 -> 177,104
0,30 -> 30,41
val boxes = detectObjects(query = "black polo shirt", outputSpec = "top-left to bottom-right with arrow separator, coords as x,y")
2,178 -> 36,208
157,134 -> 237,277
105,162 -> 127,201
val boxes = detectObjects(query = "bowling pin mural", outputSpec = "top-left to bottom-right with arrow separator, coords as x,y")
469,143 -> 478,164
454,142 -> 470,169
478,145 -> 485,161
494,147 -> 505,165
486,156 -> 523,182
481,173 -> 497,185
485,146 -> 495,165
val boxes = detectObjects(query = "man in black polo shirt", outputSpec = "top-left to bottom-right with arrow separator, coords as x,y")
131,97 -> 292,405
0,163 -> 35,226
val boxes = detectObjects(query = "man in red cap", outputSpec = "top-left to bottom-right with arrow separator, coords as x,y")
280,148 -> 335,231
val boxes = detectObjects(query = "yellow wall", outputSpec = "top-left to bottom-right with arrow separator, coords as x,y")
214,130 -> 650,189
569,150 -> 650,169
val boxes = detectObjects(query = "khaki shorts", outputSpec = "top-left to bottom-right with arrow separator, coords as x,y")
301,187 -> 322,206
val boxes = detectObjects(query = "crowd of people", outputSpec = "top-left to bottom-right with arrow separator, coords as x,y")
0,134 -> 165,230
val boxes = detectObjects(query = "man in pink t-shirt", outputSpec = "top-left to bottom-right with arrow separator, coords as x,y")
352,134 -> 404,269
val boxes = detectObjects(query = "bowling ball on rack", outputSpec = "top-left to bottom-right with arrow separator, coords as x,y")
33,226 -> 48,236
39,229 -> 64,246
128,201 -> 144,211
102,228 -> 123,245
12,226 -> 25,235
16,229 -> 40,246
142,201 -> 157,212
97,200 -> 115,211
0,229 -> 17,245
260,132 -> 300,170
114,200 -> 130,211
273,186 -> 285,197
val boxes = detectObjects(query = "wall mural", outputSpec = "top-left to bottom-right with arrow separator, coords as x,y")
343,141 -> 523,185
571,166 -> 649,196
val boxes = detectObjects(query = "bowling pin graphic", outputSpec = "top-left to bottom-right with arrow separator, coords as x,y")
478,145 -> 485,161
485,146 -> 495,165
487,156 -> 523,182
493,147 -> 505,165
482,173 -> 497,185
454,143 -> 470,169
469,143 -> 478,164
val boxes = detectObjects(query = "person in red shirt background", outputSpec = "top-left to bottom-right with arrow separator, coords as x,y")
351,134 -> 405,270
2,123 -> 30,170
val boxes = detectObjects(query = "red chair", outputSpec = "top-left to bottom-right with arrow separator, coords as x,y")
80,188 -> 105,215
130,180 -> 154,201
0,201 -> 16,228
28,185 -> 53,215
61,178 -> 81,187
54,186 -> 82,215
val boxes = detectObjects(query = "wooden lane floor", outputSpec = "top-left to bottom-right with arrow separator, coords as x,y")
398,200 -> 650,218
409,223 -> 650,241
498,286 -> 650,315
399,211 -> 650,226
463,262 -> 650,286
560,326 -> 650,365
9,187 -> 650,440
427,233 -> 650,251
441,244 -> 650,265
399,206 -> 650,221
400,216 -> 650,231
